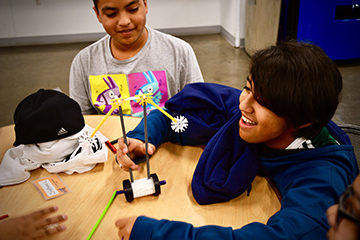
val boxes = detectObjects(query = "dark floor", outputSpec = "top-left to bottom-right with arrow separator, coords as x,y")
0,34 -> 359,128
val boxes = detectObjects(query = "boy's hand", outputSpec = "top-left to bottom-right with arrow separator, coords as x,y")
326,204 -> 338,227
115,216 -> 138,240
0,206 -> 67,240
116,137 -> 156,171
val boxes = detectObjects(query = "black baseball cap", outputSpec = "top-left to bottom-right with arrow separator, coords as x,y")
13,89 -> 85,146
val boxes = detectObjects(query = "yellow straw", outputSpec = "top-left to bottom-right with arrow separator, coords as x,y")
90,105 -> 117,138
147,99 -> 177,122
90,94 -> 177,139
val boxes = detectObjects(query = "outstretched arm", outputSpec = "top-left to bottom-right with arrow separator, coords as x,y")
0,206 -> 67,240
117,83 -> 242,171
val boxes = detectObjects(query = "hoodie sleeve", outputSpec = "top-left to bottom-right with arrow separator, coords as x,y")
127,83 -> 241,147
130,216 -> 326,240
130,209 -> 328,240
129,180 -> 333,240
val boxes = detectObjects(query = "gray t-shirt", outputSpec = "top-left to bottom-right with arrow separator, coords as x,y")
69,27 -> 203,116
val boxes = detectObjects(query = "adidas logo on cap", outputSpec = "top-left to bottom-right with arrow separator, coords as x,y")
57,127 -> 68,136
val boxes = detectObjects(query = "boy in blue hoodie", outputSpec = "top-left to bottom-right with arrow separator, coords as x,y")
115,41 -> 358,240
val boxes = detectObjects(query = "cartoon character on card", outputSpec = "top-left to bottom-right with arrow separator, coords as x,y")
95,76 -> 121,114
135,71 -> 163,110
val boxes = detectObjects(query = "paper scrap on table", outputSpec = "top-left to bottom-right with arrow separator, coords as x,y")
32,174 -> 72,200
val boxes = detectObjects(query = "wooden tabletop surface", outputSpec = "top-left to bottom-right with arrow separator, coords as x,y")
0,115 -> 281,239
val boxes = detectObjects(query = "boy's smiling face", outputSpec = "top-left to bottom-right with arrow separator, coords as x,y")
94,0 -> 148,52
239,76 -> 296,149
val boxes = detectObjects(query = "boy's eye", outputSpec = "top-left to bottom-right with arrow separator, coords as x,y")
129,7 -> 139,12
105,12 -> 116,17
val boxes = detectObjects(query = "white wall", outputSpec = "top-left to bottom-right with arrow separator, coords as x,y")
0,0 -> 245,47
0,0 -> 16,38
0,0 -> 103,38
147,0 -> 220,29
220,0 -> 246,47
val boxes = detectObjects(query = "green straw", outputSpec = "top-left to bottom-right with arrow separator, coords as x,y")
87,191 -> 117,240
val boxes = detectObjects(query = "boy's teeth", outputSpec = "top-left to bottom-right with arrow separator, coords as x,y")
242,116 -> 255,125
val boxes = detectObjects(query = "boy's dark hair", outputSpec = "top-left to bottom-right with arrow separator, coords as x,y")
93,0 -> 99,11
93,0 -> 145,11
250,41 -> 343,139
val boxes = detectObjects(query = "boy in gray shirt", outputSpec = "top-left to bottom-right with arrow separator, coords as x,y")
70,0 -> 203,116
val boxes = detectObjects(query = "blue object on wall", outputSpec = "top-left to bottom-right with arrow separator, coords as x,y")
279,0 -> 360,60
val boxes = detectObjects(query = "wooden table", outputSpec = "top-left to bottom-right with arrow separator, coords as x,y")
0,115 -> 281,239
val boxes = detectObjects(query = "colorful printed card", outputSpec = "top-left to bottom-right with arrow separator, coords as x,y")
89,70 -> 168,116
128,71 -> 168,115
32,174 -> 72,200
89,74 -> 131,115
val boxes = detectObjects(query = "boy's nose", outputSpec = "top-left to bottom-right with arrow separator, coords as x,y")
239,95 -> 254,113
118,13 -> 131,26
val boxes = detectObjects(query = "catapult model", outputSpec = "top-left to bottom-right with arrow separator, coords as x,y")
87,93 -> 189,239
90,93 -> 188,202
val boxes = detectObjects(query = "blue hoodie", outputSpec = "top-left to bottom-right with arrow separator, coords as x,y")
127,83 -> 358,240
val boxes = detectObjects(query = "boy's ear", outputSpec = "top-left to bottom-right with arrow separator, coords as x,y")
143,0 -> 148,14
93,6 -> 102,23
